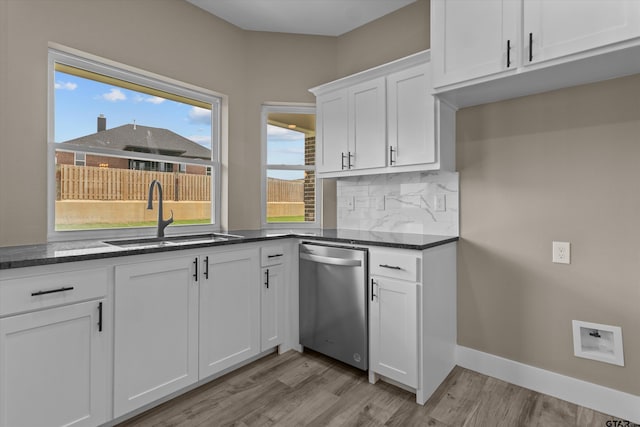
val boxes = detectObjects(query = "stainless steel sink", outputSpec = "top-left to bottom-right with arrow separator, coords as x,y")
104,233 -> 243,249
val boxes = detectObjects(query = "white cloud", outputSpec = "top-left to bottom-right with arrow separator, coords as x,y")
145,96 -> 166,104
187,107 -> 211,125
102,88 -> 126,102
134,94 -> 166,104
54,81 -> 77,90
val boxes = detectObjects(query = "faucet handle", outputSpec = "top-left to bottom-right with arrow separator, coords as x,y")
167,209 -> 174,225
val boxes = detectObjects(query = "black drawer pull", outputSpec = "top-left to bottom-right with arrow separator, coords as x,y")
193,258 -> 198,281
506,39 -> 511,68
31,286 -> 74,297
204,256 -> 209,280
529,32 -> 533,62
379,264 -> 402,270
267,254 -> 283,258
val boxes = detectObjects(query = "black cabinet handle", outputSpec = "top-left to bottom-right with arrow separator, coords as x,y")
193,258 -> 198,281
31,286 -> 74,297
98,302 -> 103,332
265,269 -> 270,289
389,146 -> 396,165
507,39 -> 511,68
379,264 -> 402,270
267,254 -> 283,258
348,152 -> 354,169
371,278 -> 377,301
341,152 -> 347,170
529,32 -> 533,62
203,256 -> 209,280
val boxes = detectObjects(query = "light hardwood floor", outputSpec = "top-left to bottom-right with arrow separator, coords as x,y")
118,350 -> 630,427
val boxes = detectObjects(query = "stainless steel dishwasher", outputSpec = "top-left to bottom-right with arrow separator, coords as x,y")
299,242 -> 368,370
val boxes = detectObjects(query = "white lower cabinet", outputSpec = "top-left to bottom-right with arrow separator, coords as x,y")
369,276 -> 418,388
261,262 -> 285,351
113,256 -> 199,417
260,245 -> 286,351
368,243 -> 457,405
114,245 -> 269,420
199,248 -> 260,378
0,267 -> 109,427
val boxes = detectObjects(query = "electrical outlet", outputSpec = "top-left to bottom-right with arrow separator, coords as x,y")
346,196 -> 355,211
434,194 -> 446,212
552,241 -> 571,264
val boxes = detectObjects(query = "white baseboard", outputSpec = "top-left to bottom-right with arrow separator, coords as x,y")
455,345 -> 640,424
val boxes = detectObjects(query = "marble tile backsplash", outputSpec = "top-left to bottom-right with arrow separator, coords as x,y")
336,171 -> 459,236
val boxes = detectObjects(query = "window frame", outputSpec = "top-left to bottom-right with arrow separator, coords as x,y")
261,104 -> 320,229
47,46 -> 223,241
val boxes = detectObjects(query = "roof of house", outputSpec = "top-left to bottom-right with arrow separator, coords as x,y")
56,124 -> 211,160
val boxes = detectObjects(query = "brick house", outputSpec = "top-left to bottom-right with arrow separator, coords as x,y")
55,115 -> 211,175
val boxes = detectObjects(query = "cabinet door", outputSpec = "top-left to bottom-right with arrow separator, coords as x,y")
387,63 -> 435,167
524,0 -> 640,65
200,248 -> 260,378
348,77 -> 387,170
261,264 -> 285,351
316,90 -> 348,173
370,276 -> 418,388
114,257 -> 198,417
431,0 -> 519,87
0,300 -> 107,427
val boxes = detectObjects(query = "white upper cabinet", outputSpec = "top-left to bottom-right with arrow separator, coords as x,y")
432,0 -> 640,107
316,90 -> 348,173
431,0 -> 519,88
387,63 -> 435,167
348,77 -> 387,171
524,0 -> 640,65
316,78 -> 386,173
311,51 -> 455,178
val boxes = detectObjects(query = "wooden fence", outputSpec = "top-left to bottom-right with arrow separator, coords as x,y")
57,165 -> 305,203
57,165 -> 210,201
267,178 -> 304,202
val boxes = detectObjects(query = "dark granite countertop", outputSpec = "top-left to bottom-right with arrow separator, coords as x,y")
0,229 -> 458,270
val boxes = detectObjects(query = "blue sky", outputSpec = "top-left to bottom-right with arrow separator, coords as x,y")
54,71 -> 307,179
54,71 -> 212,148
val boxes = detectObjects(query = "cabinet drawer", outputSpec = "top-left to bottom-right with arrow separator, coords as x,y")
261,246 -> 285,267
0,268 -> 108,316
370,249 -> 420,282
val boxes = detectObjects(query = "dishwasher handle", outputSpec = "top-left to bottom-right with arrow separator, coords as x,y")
300,252 -> 362,267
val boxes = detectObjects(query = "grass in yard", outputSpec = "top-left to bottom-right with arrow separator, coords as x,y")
267,215 -> 305,223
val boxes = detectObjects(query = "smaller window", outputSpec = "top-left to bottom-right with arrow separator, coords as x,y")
74,152 -> 85,166
262,106 -> 318,227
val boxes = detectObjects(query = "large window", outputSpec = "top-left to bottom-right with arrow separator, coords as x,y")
262,105 -> 318,227
48,48 -> 221,239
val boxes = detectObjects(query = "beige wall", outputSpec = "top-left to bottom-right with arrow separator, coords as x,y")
0,0 -> 428,246
0,0 -> 245,245
457,73 -> 640,395
336,0 -> 429,77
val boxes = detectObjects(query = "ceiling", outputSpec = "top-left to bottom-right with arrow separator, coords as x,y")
185,0 -> 416,36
